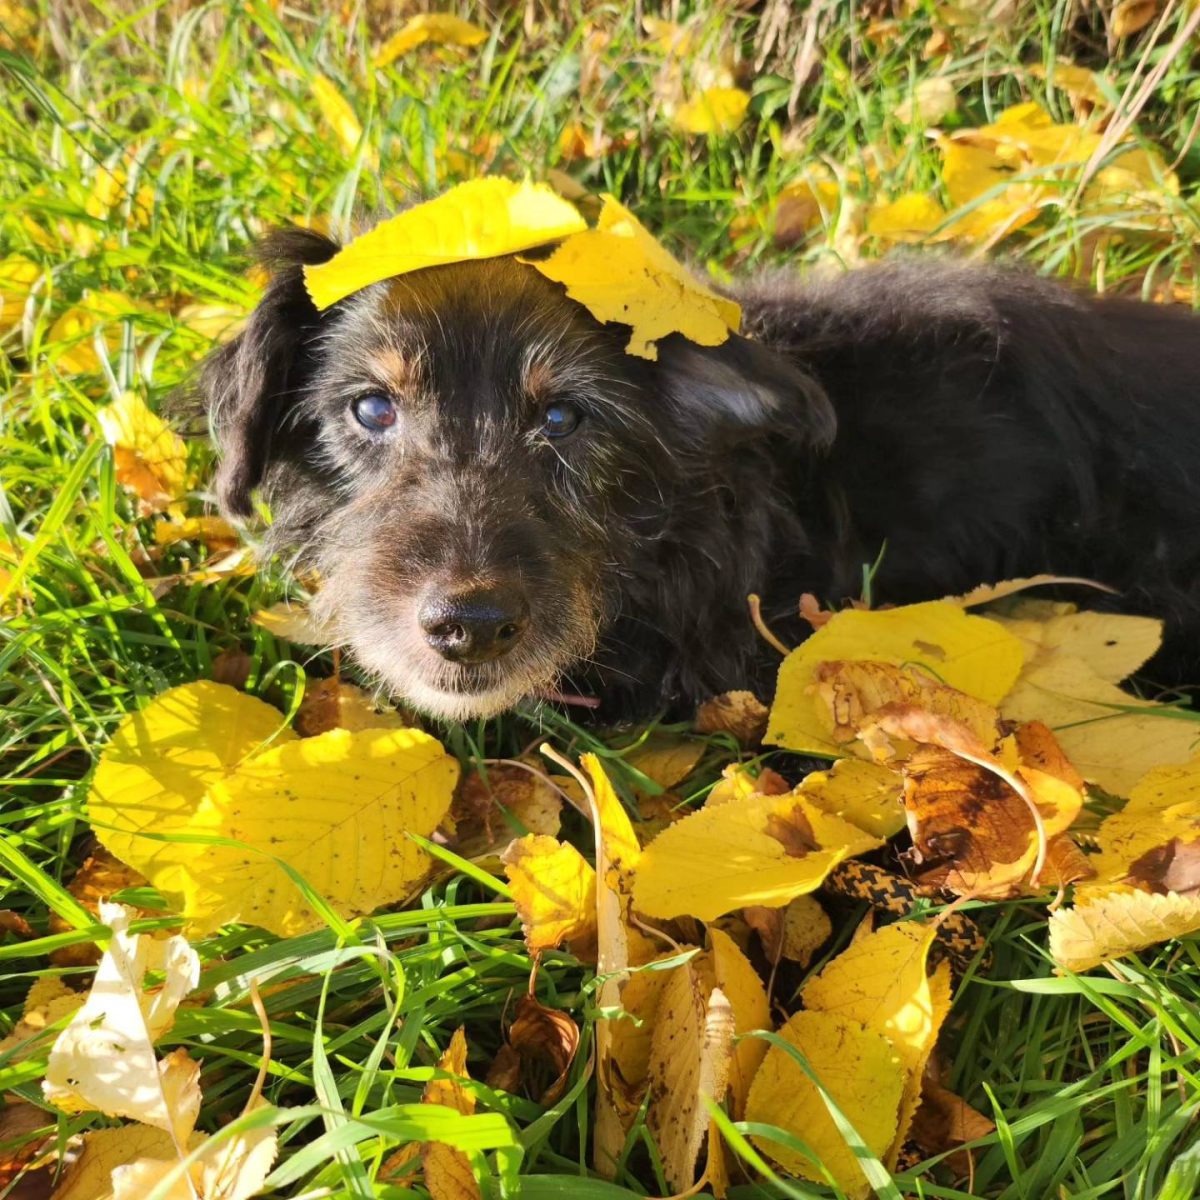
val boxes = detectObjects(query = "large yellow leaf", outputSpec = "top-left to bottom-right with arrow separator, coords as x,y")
801,920 -> 952,1164
766,601 -> 1024,755
174,726 -> 457,935
633,790 -> 881,921
304,178 -> 586,310
89,681 -> 294,897
1049,888 -> 1200,973
44,902 -> 200,1138
524,194 -> 741,360
745,1009 -> 905,1198
867,192 -> 947,243
502,834 -> 597,954
992,607 -> 1161,685
995,618 -> 1198,795
673,87 -> 751,134
373,14 -> 489,67
96,391 -> 189,512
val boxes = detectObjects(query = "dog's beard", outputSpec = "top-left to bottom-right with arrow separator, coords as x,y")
310,560 -> 601,720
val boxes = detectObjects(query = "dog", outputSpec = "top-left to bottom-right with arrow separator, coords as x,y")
194,223 -> 1200,721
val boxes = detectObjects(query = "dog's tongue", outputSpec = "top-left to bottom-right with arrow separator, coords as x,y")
537,688 -> 601,709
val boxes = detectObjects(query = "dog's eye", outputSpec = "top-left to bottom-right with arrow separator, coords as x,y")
542,401 -> 581,439
352,393 -> 397,431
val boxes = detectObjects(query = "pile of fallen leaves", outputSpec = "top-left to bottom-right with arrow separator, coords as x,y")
6,577 -> 1200,1197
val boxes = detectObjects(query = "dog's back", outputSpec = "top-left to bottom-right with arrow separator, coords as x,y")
735,261 -> 1200,678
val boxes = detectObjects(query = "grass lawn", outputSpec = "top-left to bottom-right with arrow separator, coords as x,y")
3,1 -> 1200,1197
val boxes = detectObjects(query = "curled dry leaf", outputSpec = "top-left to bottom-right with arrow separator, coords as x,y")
451,763 -> 562,857
96,392 -> 188,513
0,977 -> 83,1061
503,995 -> 580,1107
1111,0 -> 1160,38
706,762 -> 790,808
251,601 -> 332,646
910,1078 -> 996,1177
293,676 -> 409,737
49,844 -> 149,968
694,690 -> 769,747
43,902 -> 200,1138
766,600 -> 1024,756
746,1009 -> 905,1199
524,195 -> 741,361
0,1100 -> 52,1190
502,834 -> 597,956
88,682 -> 458,937
633,788 -> 881,922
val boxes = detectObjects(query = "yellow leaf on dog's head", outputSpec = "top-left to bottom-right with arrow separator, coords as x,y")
673,86 -> 751,134
1050,888 -> 1200,973
633,789 -> 881,922
88,683 -> 457,936
766,600 -> 1024,755
524,195 -> 741,360
746,1009 -> 905,1197
304,179 -> 587,310
502,834 -> 597,954
373,13 -> 489,68
96,391 -> 188,512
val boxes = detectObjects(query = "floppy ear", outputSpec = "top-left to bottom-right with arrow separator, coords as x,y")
656,332 -> 836,449
198,226 -> 339,517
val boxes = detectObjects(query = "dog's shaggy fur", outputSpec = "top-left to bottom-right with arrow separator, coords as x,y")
196,225 -> 1200,720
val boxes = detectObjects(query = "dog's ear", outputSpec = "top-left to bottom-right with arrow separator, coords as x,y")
198,226 -> 339,517
656,333 -> 835,448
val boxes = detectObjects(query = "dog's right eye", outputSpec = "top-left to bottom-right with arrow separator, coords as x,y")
352,393 -> 398,431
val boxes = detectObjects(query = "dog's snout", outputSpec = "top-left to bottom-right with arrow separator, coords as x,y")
418,585 -> 530,664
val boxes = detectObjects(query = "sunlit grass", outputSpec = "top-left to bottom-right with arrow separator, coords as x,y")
2,1 -> 1199,1195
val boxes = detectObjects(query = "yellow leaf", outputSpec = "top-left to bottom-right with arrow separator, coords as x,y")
96,391 -> 189,512
502,834 -> 597,954
88,684 -> 457,936
936,139 -> 1042,241
765,600 -> 1024,755
773,172 -> 842,248
1112,0 -> 1159,38
993,607 -> 1161,685
707,927 -> 770,1118
305,178 -> 586,310
153,515 -> 239,551
88,682 -> 293,897
694,690 -> 769,746
373,14 -> 489,67
995,613 -> 1197,795
893,78 -> 958,124
252,600 -> 332,645
0,976 -> 83,1060
47,292 -> 147,374
1088,759 -> 1200,887
951,574 -> 1113,608
780,894 -> 833,965
0,256 -> 40,337
47,1126 -> 205,1200
311,73 -> 370,162
867,192 -> 947,243
633,790 -> 882,921
43,902 -> 200,1138
673,87 -> 751,135
642,15 -> 696,55
745,1009 -> 905,1197
293,677 -> 408,737
801,920 -> 953,1163
1029,61 -> 1108,106
422,1028 -> 481,1200
1049,888 -> 1200,973
800,758 -> 906,839
646,963 -> 735,1191
624,737 -> 705,798
525,194 -> 741,360
175,301 -> 247,343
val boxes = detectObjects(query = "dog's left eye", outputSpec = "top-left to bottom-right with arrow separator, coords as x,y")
352,393 -> 398,431
542,402 -> 581,439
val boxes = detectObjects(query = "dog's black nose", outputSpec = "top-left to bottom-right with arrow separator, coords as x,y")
418,586 -> 530,664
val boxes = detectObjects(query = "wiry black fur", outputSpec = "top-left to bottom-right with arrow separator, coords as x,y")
193,225 -> 1200,720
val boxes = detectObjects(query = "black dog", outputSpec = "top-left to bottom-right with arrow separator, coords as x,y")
196,224 -> 1200,720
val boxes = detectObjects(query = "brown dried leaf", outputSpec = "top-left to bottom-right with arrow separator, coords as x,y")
1112,0 -> 1159,38
694,691 -> 769,746
49,846 -> 149,968
504,995 -> 580,1106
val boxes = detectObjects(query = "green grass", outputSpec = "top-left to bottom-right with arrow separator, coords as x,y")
2,1 -> 1200,1196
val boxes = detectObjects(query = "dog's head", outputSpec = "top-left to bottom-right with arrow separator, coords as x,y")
197,224 -> 833,718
